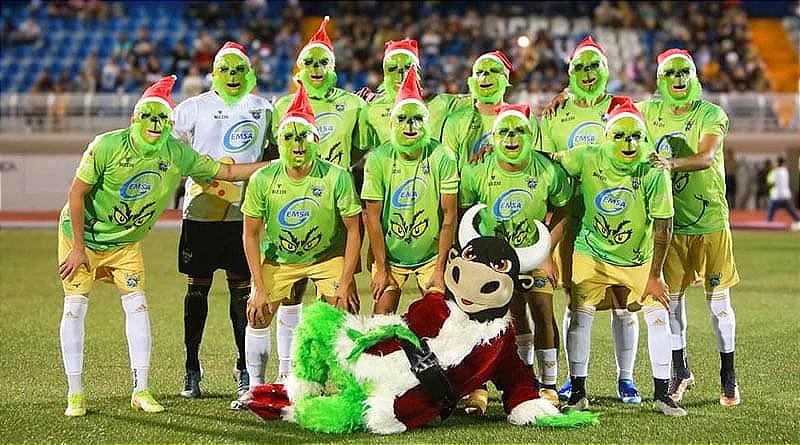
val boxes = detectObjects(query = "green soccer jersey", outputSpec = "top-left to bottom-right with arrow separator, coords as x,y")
442,106 -> 541,171
60,129 -> 221,251
540,95 -> 613,153
460,152 -> 572,248
638,99 -> 730,235
359,92 -> 394,149
241,158 -> 361,265
428,93 -> 473,142
560,145 -> 674,267
361,139 -> 459,268
273,87 -> 366,168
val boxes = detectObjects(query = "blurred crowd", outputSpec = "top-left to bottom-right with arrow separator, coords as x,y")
3,0 -> 773,97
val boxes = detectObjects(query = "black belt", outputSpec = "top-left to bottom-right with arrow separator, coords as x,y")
400,338 -> 458,419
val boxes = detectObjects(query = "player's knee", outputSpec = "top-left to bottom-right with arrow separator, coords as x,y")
186,276 -> 212,300
227,279 -> 251,300
706,290 -> 735,319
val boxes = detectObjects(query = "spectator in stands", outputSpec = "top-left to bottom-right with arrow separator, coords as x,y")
766,157 -> 800,230
170,41 -> 193,77
9,17 -> 42,44
112,32 -> 132,59
756,159 -> 773,210
100,57 -> 121,93
180,65 -> 204,97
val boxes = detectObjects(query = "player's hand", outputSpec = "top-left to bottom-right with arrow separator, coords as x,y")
247,288 -> 271,326
335,278 -> 360,314
469,144 -> 493,164
539,254 -> 559,288
355,86 -> 376,102
648,152 -> 674,171
59,247 -> 89,280
370,267 -> 398,300
540,89 -> 569,118
644,276 -> 670,309
425,267 -> 446,293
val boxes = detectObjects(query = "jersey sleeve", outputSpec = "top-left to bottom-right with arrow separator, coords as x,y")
172,97 -> 197,144
558,146 -> 586,177
241,168 -> 268,218
547,161 -> 573,208
645,167 -> 674,219
701,104 -> 729,137
529,115 -> 542,152
75,135 -> 109,185
360,151 -> 384,201
458,163 -> 478,208
438,148 -> 459,195
177,141 -> 221,178
427,94 -> 452,142
270,96 -> 288,147
335,169 -> 362,218
357,105 -> 377,150
351,96 -> 368,151
539,116 -> 556,153
440,114 -> 460,158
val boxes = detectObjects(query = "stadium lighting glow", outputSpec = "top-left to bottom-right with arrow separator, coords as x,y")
517,35 -> 531,48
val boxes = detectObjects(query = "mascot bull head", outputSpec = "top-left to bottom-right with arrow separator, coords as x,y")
446,204 -> 551,322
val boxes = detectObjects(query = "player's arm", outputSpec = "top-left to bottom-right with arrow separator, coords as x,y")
214,161 -> 270,181
335,214 -> 362,314
541,204 -> 569,286
645,217 -> 673,309
429,193 -> 458,292
651,133 -> 722,172
59,177 -> 92,280
363,200 -> 396,300
243,215 -> 273,325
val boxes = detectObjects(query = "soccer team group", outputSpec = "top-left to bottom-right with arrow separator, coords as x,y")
55,16 -> 742,421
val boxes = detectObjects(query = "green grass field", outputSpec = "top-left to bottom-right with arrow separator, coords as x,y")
1,229 -> 799,444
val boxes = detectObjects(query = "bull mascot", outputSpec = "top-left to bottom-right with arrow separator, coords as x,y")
246,204 -> 599,434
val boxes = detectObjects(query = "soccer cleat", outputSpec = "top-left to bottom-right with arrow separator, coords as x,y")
668,372 -> 695,402
557,378 -> 572,401
233,368 -> 250,397
180,369 -> 202,399
64,392 -> 87,417
653,397 -> 687,416
720,380 -> 741,407
463,388 -> 489,415
539,388 -> 560,407
562,393 -> 589,412
230,390 -> 252,411
131,390 -> 165,413
617,379 -> 642,404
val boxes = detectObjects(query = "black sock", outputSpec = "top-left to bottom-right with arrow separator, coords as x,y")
720,351 -> 736,383
184,279 -> 211,372
570,376 -> 586,397
654,377 -> 669,400
541,383 -> 557,390
228,280 -> 250,371
672,348 -> 689,376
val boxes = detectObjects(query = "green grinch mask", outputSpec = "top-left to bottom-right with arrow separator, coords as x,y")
657,57 -> 702,107
467,57 -> 509,104
390,101 -> 430,155
278,122 -> 319,168
297,46 -> 337,98
605,116 -> 646,166
492,114 -> 533,165
212,53 -> 257,106
382,53 -> 417,100
130,101 -> 172,154
568,50 -> 609,103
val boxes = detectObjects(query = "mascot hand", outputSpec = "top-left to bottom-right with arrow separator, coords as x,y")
507,398 -> 560,426
246,383 -> 291,421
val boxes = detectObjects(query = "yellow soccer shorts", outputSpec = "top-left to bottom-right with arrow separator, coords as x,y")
523,268 -> 555,295
571,252 -> 652,311
371,259 -> 440,293
58,230 -> 146,295
259,256 -> 344,303
664,229 -> 740,293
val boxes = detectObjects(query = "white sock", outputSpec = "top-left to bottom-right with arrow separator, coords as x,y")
516,333 -> 535,366
276,303 -> 302,377
121,291 -> 151,393
561,308 -> 571,365
535,348 -> 558,385
643,306 -> 672,380
668,292 -> 687,350
707,289 -> 736,353
612,309 -> 639,381
60,295 -> 88,396
245,326 -> 270,388
567,306 -> 595,377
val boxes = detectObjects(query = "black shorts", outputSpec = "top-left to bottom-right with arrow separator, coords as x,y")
178,220 -> 251,278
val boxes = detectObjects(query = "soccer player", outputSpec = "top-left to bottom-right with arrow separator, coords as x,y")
459,103 -> 572,406
57,75 -> 269,417
233,81 -> 362,408
441,50 -> 518,170
269,15 -> 366,388
555,98 -> 685,416
361,66 -> 458,315
642,49 -> 741,406
172,41 -> 272,400
540,36 -> 642,404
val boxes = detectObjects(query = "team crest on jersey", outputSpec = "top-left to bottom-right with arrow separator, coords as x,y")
391,177 -> 428,209
315,112 -> 343,142
158,160 -> 169,172
250,109 -> 262,120
685,121 -> 693,131
223,120 -> 258,152
277,197 -> 319,229
335,103 -> 345,112
527,178 -> 538,189
568,122 -> 604,149
119,171 -> 161,200
655,132 -> 685,158
631,176 -> 640,190
421,162 -> 431,175
472,132 -> 492,156
594,186 -> 634,216
311,185 -> 323,197
493,188 -> 534,221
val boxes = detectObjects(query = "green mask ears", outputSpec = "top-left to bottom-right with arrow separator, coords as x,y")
212,51 -> 256,106
568,49 -> 609,103
278,121 -> 319,168
492,105 -> 533,165
468,52 -> 512,104
656,50 -> 702,107
130,100 -> 173,154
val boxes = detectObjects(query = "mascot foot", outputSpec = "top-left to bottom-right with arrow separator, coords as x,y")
539,388 -> 560,408
463,388 -> 489,416
245,383 -> 291,421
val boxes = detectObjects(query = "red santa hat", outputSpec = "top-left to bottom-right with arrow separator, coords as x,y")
135,75 -> 176,110
383,38 -> 420,67
474,50 -> 514,77
297,16 -> 335,67
278,81 -> 318,136
657,48 -> 696,73
391,64 -> 426,114
214,41 -> 251,67
492,103 -> 532,133
569,35 -> 607,66
605,96 -> 645,131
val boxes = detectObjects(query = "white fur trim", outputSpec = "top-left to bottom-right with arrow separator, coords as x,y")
134,97 -> 172,110
285,374 -> 323,401
383,49 -> 420,67
507,398 -> 559,425
278,116 -> 319,136
605,111 -> 645,131
571,46 -> 607,63
474,54 -> 510,77
281,405 -> 296,423
657,53 -> 696,73
492,110 -> 531,134
214,48 -> 251,66
296,42 -> 336,67
391,98 -> 428,119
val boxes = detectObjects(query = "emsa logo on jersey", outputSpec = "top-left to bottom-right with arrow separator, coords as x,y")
277,197 -> 319,229
391,177 -> 428,209
472,132 -> 492,156
315,112 -> 342,142
223,120 -> 258,152
119,171 -> 161,200
493,189 -> 533,221
655,131 -> 685,159
594,187 -> 634,215
568,122 -> 604,149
